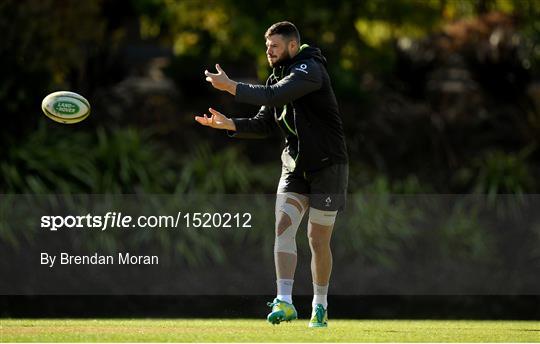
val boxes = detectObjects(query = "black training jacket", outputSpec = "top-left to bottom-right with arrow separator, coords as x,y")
229,45 -> 348,172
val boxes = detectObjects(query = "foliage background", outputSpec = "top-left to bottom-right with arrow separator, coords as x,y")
2,0 -> 539,195
1,0 -> 540,310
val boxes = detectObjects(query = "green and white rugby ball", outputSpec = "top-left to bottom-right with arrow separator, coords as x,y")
41,91 -> 91,124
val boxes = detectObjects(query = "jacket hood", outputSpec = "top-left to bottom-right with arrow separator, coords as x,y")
270,45 -> 327,82
290,44 -> 327,67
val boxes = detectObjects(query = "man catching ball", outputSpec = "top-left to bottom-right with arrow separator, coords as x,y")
195,21 -> 348,328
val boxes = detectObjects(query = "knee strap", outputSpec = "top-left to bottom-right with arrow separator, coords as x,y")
274,194 -> 306,254
309,207 -> 338,227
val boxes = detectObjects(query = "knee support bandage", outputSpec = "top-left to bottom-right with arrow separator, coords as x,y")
274,193 -> 306,254
308,207 -> 338,227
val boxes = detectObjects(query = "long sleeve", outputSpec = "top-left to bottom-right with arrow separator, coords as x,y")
227,105 -> 275,139
235,60 -> 322,107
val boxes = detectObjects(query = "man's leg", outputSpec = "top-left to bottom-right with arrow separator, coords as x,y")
307,207 -> 338,328
308,219 -> 334,295
305,163 -> 348,328
267,192 -> 308,324
275,192 -> 308,280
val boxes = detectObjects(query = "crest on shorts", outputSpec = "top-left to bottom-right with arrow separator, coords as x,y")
325,196 -> 332,207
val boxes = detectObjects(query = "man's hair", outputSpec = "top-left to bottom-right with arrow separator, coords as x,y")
265,21 -> 301,43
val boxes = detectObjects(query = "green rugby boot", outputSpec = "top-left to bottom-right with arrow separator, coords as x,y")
266,298 -> 297,325
308,304 -> 328,328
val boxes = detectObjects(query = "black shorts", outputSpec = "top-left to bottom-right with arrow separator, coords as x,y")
277,163 -> 349,211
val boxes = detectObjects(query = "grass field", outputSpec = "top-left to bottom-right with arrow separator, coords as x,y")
1,319 -> 539,342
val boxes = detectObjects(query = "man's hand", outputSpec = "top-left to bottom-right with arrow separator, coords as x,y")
194,107 -> 236,131
204,64 -> 237,95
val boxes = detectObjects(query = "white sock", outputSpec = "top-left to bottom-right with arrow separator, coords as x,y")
312,283 -> 329,309
276,279 -> 294,304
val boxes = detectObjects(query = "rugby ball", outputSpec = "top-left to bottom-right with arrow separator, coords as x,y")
41,91 -> 91,124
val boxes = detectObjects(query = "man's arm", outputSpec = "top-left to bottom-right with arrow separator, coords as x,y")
228,105 -> 275,139
194,106 -> 275,139
205,61 -> 323,107
235,61 -> 322,107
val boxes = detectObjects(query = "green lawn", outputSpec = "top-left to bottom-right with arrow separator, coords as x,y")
1,319 -> 539,342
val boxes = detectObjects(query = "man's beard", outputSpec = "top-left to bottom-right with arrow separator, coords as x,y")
269,50 -> 292,68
